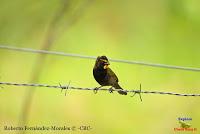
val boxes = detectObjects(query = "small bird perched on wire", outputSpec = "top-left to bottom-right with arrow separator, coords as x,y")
93,55 -> 127,95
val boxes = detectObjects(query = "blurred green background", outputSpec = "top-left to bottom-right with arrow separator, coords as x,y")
0,0 -> 200,134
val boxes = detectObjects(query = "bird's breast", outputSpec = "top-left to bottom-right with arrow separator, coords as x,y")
93,68 -> 108,85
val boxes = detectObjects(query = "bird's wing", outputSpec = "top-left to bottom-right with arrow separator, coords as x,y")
106,68 -> 119,83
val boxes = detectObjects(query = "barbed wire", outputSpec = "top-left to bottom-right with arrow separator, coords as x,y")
1,82 -> 200,102
0,45 -> 200,72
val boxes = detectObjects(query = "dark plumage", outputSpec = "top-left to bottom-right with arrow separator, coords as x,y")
93,56 -> 127,95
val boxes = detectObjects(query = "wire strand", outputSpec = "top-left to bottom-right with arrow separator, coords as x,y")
1,81 -> 200,97
0,45 -> 200,72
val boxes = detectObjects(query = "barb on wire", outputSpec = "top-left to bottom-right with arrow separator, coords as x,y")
131,84 -> 142,101
0,77 -> 3,89
0,45 -> 200,72
1,82 -> 200,99
60,81 -> 71,96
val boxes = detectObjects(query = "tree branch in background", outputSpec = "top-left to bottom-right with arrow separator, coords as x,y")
18,1 -> 93,133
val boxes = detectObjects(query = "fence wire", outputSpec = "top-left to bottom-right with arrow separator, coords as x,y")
1,82 -> 200,98
1,45 -> 200,72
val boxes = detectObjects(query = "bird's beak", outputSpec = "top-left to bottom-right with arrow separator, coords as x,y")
103,62 -> 110,69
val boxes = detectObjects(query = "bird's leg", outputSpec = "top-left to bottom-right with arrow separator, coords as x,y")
108,86 -> 114,93
93,85 -> 103,94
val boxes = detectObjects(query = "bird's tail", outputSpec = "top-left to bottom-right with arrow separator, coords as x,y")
114,83 -> 127,95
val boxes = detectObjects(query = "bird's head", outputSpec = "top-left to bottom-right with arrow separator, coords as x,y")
95,56 -> 110,70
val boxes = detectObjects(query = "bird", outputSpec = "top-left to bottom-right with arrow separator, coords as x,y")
93,55 -> 127,95
179,121 -> 191,128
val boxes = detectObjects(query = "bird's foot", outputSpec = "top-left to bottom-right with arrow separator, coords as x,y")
93,87 -> 99,94
108,87 -> 114,93
93,86 -> 102,94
